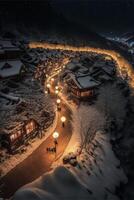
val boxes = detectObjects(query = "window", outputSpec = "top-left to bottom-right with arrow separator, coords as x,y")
10,130 -> 21,142
17,130 -> 22,137
25,121 -> 35,135
81,90 -> 93,97
10,134 -> 15,141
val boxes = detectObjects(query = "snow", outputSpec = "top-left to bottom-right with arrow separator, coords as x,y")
77,75 -> 101,89
50,102 -> 127,200
69,132 -> 127,200
102,65 -> 114,76
0,60 -> 23,78
0,40 -> 15,48
0,41 -> 130,199
13,123 -> 127,200
96,83 -> 127,129
0,110 -> 58,177
13,166 -> 93,200
51,132 -> 127,200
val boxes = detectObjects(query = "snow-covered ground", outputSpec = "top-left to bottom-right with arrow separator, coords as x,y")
13,108 -> 127,200
1,40 -> 131,199
13,81 -> 128,200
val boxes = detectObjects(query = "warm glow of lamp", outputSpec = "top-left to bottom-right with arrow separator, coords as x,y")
61,116 -> 66,122
55,86 -> 59,90
56,99 -> 61,104
55,90 -> 59,94
45,90 -> 48,94
46,83 -> 51,88
53,131 -> 59,139
51,78 -> 54,82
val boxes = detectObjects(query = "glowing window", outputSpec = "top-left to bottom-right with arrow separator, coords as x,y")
25,121 -> 35,134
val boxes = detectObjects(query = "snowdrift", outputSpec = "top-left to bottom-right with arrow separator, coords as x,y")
13,166 -> 93,200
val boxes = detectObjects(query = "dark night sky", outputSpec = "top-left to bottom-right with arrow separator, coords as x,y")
0,0 -> 134,36
51,0 -> 134,33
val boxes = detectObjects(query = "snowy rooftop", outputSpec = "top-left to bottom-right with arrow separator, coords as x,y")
69,73 -> 100,89
77,75 -> 101,89
0,60 -> 24,78
0,39 -> 20,51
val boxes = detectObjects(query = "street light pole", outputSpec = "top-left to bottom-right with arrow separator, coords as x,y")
61,116 -> 66,127
52,131 -> 59,158
46,83 -> 51,94
56,98 -> 61,111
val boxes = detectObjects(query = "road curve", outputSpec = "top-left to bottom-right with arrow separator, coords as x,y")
0,41 -> 133,198
0,101 -> 72,198
29,42 -> 134,88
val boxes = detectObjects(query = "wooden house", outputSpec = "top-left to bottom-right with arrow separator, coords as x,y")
66,73 -> 100,99
0,119 -> 38,153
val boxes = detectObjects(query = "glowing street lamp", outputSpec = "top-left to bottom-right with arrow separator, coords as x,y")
53,131 -> 59,140
56,98 -> 61,104
61,116 -> 66,127
55,86 -> 59,90
47,83 -> 51,88
51,78 -> 54,82
55,89 -> 59,96
46,83 -> 51,93
53,131 -> 59,155
56,98 -> 61,111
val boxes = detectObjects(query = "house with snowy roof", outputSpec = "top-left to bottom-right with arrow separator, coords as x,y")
0,39 -> 22,60
65,73 -> 101,99
89,61 -> 116,81
0,119 -> 38,153
0,60 -> 25,79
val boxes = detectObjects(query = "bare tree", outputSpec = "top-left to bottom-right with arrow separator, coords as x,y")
72,105 -> 106,153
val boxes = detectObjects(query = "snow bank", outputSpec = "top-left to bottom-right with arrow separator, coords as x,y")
13,166 -> 93,200
13,132 -> 127,200
69,132 -> 127,200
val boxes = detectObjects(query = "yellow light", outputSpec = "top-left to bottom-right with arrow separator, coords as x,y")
51,78 -> 54,82
61,116 -> 66,122
55,90 -> 59,94
56,99 -> 61,104
55,86 -> 59,90
45,90 -> 48,94
53,131 -> 59,139
47,83 -> 51,88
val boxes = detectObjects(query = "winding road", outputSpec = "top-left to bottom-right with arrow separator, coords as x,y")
0,82 -> 72,198
30,42 -> 134,87
0,41 -> 133,198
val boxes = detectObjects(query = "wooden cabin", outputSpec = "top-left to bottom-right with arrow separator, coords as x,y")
0,119 -> 38,153
66,74 -> 100,100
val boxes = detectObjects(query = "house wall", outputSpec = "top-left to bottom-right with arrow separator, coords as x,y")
70,87 -> 94,99
0,49 -> 22,60
2,120 -> 38,153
